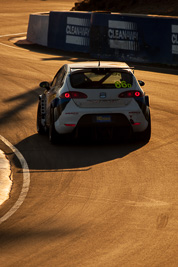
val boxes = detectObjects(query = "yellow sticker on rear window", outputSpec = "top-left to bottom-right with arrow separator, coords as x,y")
115,81 -> 132,88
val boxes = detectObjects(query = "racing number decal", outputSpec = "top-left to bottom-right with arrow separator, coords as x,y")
115,81 -> 132,88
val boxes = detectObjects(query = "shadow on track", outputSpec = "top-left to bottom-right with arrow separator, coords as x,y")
15,42 -> 178,76
12,133 -> 147,171
0,226 -> 79,247
0,87 -> 43,126
15,41 -> 90,62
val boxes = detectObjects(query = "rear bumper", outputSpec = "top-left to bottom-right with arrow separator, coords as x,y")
54,99 -> 149,134
54,112 -> 149,136
77,113 -> 131,127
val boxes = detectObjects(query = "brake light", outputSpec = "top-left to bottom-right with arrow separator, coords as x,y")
119,90 -> 143,98
60,91 -> 87,99
64,93 -> 70,98
133,122 -> 141,125
135,91 -> 141,97
64,124 -> 76,127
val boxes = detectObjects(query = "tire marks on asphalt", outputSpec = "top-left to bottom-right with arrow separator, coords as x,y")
157,213 -> 169,229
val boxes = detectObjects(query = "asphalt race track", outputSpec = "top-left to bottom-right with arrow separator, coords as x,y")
0,1 -> 178,266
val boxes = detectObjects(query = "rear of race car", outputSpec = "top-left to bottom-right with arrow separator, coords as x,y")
53,64 -> 151,141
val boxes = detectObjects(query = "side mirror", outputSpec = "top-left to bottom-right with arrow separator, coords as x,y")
138,80 -> 145,86
39,81 -> 50,90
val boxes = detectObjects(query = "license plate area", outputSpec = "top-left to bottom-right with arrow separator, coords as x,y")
96,115 -> 111,123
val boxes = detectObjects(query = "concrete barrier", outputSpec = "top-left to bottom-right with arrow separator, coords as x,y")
27,13 -> 49,46
26,11 -> 178,65
90,12 -> 178,65
48,11 -> 91,53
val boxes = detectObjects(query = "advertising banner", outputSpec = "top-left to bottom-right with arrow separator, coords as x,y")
27,11 -> 178,65
48,11 -> 91,53
90,13 -> 178,65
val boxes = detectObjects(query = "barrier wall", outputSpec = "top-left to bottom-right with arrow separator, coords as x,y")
27,13 -> 49,46
90,13 -> 178,65
27,11 -> 178,65
48,11 -> 91,53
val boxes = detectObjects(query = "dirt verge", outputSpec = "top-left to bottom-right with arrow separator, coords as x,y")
72,0 -> 178,16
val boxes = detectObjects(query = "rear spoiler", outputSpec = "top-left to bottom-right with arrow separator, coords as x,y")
70,67 -> 134,74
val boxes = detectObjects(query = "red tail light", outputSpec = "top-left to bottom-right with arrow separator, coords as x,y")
64,124 -> 76,127
60,91 -> 87,99
119,90 -> 143,98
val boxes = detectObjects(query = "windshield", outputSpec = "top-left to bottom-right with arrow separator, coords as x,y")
70,69 -> 133,89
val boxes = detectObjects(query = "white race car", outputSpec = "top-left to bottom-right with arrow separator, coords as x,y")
37,61 -> 151,143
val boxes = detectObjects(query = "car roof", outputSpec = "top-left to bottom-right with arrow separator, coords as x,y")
67,61 -> 132,72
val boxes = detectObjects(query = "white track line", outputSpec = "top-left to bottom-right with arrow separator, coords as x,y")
0,32 -> 27,50
0,32 -> 26,38
0,135 -> 30,224
0,42 -> 23,50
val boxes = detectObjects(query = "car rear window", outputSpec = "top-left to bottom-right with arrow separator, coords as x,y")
70,69 -> 133,89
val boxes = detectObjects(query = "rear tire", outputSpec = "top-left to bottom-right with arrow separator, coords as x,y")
37,101 -> 45,134
49,108 -> 58,144
139,113 -> 151,143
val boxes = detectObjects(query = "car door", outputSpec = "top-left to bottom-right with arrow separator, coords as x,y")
46,66 -> 66,125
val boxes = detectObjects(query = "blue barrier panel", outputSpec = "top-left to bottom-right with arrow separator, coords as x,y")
170,19 -> 178,64
90,13 -> 178,65
48,11 -> 91,53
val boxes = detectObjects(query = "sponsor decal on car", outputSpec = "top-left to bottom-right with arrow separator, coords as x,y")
115,80 -> 132,88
